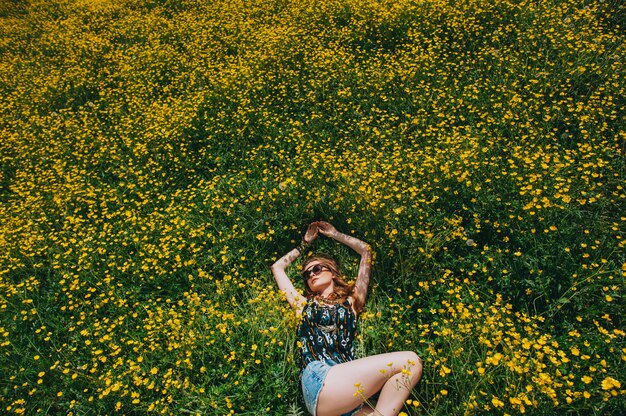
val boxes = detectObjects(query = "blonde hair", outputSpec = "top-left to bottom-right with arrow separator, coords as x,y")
302,254 -> 363,312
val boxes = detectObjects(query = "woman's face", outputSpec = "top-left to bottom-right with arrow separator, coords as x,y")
303,261 -> 335,294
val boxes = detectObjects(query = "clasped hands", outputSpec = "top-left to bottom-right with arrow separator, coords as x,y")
303,221 -> 338,244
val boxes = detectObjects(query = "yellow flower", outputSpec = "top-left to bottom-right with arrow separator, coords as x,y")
601,377 -> 621,390
492,396 -> 505,408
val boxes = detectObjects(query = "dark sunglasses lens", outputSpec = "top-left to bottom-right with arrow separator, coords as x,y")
304,264 -> 323,279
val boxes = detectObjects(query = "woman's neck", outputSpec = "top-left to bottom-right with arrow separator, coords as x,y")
318,286 -> 335,299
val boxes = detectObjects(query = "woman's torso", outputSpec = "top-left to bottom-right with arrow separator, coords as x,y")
297,297 -> 357,370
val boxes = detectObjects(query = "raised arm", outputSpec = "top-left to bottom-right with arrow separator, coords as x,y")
270,223 -> 318,314
317,221 -> 372,313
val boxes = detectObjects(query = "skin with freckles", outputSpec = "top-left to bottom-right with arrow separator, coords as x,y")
271,221 -> 422,416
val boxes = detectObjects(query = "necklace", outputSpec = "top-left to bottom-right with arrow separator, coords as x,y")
313,295 -> 340,335
314,293 -> 340,306
318,307 -> 338,335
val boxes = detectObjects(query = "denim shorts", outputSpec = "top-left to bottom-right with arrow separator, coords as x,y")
301,359 -> 363,416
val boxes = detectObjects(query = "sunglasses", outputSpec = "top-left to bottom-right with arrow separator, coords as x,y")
302,264 -> 329,280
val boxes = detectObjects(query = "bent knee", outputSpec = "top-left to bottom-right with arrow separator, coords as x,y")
405,351 -> 423,382
400,351 -> 421,367
391,351 -> 421,369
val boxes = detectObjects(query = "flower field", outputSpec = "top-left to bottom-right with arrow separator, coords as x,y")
1,0 -> 624,414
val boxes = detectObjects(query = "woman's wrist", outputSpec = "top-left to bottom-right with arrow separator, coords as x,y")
296,238 -> 310,254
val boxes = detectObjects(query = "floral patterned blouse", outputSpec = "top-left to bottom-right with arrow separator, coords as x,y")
297,298 -> 357,371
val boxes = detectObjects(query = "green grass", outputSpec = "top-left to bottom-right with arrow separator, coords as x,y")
0,0 -> 624,414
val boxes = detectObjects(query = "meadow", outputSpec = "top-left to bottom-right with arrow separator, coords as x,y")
0,0 -> 624,414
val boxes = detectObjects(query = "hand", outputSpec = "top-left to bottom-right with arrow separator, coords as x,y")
303,222 -> 319,244
317,221 -> 338,238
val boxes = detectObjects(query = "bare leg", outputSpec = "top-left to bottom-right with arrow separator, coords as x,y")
354,404 -> 376,415
316,351 -> 422,416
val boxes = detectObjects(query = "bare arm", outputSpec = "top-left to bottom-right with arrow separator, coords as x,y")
270,247 -> 307,312
318,221 -> 372,312
270,223 -> 318,314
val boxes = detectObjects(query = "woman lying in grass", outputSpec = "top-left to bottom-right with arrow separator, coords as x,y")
271,221 -> 422,416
